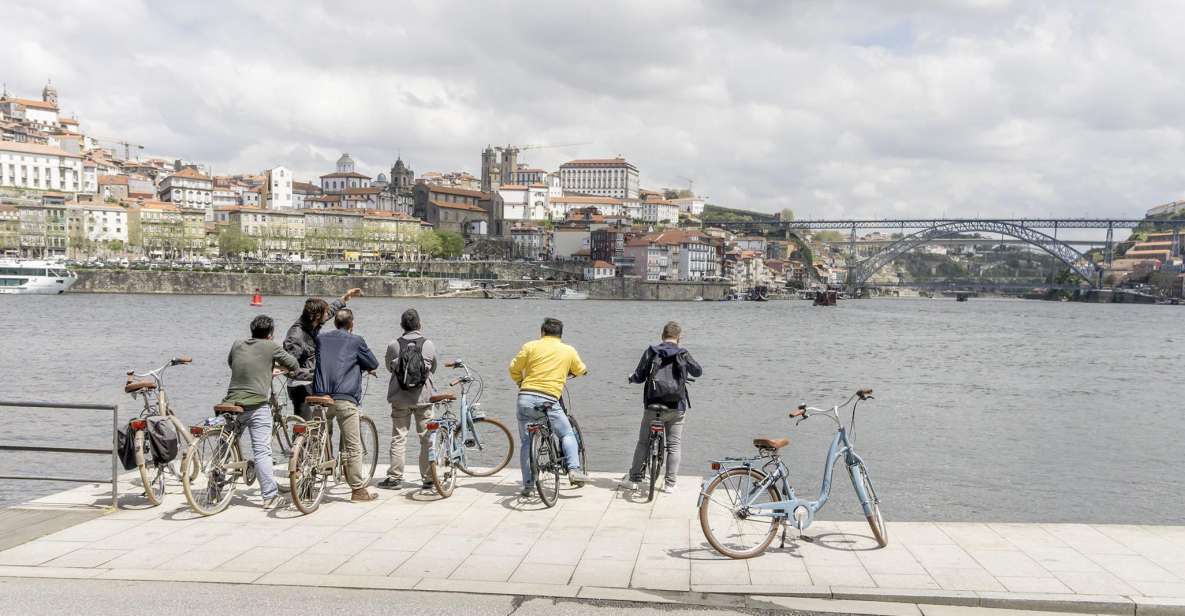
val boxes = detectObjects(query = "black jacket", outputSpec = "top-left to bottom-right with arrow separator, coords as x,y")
283,298 -> 346,382
628,341 -> 702,412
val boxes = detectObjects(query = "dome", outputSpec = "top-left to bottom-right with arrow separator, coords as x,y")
376,173 -> 388,182
335,152 -> 355,173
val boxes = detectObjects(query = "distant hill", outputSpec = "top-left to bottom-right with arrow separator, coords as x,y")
701,204 -> 779,223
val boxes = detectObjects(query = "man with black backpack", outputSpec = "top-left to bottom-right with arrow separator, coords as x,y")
379,308 -> 437,490
623,321 -> 702,493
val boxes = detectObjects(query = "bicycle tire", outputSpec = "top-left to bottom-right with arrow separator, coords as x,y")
698,467 -> 781,559
288,435 -> 328,514
569,415 -> 588,477
135,430 -> 167,506
429,429 -> 456,498
646,433 -> 664,503
359,415 -> 379,482
853,462 -> 888,547
456,417 -> 513,477
531,431 -> 560,507
181,429 -> 239,516
271,415 -> 300,458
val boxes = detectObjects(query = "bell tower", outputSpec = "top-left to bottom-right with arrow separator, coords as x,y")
42,79 -> 58,106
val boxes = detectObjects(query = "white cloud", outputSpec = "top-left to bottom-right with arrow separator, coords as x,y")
4,0 -> 1184,217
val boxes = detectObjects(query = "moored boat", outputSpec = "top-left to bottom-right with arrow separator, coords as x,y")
550,287 -> 588,300
0,259 -> 77,294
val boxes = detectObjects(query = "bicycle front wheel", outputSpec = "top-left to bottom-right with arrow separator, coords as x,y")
271,415 -> 301,459
135,430 -> 167,506
646,435 -> 664,503
852,463 -> 888,547
457,417 -> 513,477
288,435 -> 328,515
429,430 -> 457,498
181,430 -> 239,516
698,467 -> 781,559
569,415 -> 588,479
358,415 -> 379,481
531,431 -> 560,507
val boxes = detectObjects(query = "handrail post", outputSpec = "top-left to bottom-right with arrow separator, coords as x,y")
111,404 -> 119,509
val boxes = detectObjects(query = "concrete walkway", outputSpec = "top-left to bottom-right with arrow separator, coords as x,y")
1,469 -> 1183,615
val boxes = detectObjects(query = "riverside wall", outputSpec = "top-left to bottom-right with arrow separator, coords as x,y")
71,270 -> 731,300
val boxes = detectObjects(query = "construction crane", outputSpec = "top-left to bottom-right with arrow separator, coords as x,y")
516,142 -> 591,151
89,135 -> 145,161
676,175 -> 694,195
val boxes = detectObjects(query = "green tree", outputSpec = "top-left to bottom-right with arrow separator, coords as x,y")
438,230 -> 464,258
219,229 -> 257,258
417,229 -> 443,258
779,208 -> 795,221
813,230 -> 845,242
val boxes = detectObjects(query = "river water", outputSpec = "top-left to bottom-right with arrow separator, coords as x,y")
0,294 -> 1180,523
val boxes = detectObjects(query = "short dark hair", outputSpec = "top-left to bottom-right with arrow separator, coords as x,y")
401,308 -> 420,333
334,308 -> 354,330
541,317 -> 563,337
250,315 -> 274,339
662,321 -> 681,341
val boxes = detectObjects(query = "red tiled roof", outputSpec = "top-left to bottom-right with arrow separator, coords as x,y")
561,158 -> 633,167
0,141 -> 80,158
590,260 -> 614,269
552,195 -> 624,205
430,200 -> 487,213
320,171 -> 371,179
2,97 -> 58,111
98,175 -> 128,185
343,187 -> 382,195
171,167 -> 211,180
426,185 -> 490,199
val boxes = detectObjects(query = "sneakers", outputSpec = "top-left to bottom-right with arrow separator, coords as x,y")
261,494 -> 286,510
421,480 -> 434,491
377,478 -> 402,490
568,468 -> 590,485
620,474 -> 638,491
660,482 -> 676,494
351,487 -> 378,502
519,486 -> 534,498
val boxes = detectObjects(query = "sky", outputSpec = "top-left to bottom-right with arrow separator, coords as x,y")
4,0 -> 1184,219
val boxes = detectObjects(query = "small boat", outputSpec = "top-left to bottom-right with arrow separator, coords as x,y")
813,290 -> 838,306
956,292 -> 969,302
550,287 -> 588,300
0,259 -> 77,294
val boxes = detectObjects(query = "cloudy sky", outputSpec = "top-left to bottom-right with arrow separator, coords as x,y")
5,1 -> 1183,218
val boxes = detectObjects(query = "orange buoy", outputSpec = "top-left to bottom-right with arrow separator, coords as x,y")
250,288 -> 263,306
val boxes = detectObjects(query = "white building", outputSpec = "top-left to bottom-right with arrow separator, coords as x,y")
559,158 -> 640,199
321,153 -> 371,193
158,167 -> 213,213
0,141 -> 83,192
671,196 -> 705,216
498,184 -> 549,222
548,195 -> 626,220
69,203 -> 128,245
293,181 -> 321,209
640,199 -> 680,225
584,260 -> 616,280
262,166 -> 293,209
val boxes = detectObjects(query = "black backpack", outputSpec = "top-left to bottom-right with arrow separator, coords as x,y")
395,336 -> 429,390
646,350 -> 683,406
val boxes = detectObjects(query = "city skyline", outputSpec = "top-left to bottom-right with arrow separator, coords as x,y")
4,1 -> 1185,219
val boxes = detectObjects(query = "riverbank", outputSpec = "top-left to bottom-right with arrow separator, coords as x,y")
68,270 -> 731,301
2,471 -> 1184,615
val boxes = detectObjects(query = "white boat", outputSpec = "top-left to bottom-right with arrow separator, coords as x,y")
550,287 -> 588,300
0,259 -> 78,294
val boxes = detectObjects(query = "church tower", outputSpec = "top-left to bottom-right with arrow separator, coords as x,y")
336,152 -> 355,174
481,146 -> 499,193
42,80 -> 58,107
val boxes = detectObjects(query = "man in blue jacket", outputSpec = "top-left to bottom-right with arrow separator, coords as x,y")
624,321 -> 702,493
314,308 -> 380,502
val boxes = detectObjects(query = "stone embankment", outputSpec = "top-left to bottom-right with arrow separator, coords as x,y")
71,270 -> 731,301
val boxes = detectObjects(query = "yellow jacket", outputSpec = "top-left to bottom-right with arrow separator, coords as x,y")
508,335 -> 588,399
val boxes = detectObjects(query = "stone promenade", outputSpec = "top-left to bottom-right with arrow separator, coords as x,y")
1,469 -> 1184,615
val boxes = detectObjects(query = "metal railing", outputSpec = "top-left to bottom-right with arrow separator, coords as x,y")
0,400 -> 120,507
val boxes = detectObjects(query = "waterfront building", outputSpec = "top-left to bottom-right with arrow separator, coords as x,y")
0,205 -> 18,255
126,200 -> 205,259
212,178 -> 239,207
559,158 -> 639,199
624,229 -> 721,281
320,153 -> 372,193
0,141 -> 83,192
583,260 -> 616,280
591,226 -> 640,274
496,184 -> 549,234
292,181 -> 321,209
548,195 -> 626,220
341,186 -> 397,210
552,225 -> 592,260
66,203 -> 128,256
225,207 -> 304,260
303,208 -> 364,260
360,209 -> 421,260
412,183 -> 491,236
259,166 -> 293,209
158,166 -> 214,216
510,224 -> 551,260
638,198 -> 680,225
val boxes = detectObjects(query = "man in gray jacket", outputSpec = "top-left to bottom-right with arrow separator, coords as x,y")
378,308 -> 437,490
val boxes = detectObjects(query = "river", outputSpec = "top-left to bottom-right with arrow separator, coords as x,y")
0,294 -> 1180,523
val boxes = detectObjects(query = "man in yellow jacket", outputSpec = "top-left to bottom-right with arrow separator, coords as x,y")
509,317 -> 590,496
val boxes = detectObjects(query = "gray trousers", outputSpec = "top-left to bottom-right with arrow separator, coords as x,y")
628,408 -> 685,485
387,404 -> 433,482
327,400 -> 367,490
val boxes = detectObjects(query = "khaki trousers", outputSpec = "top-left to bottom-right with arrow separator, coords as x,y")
387,404 -> 434,482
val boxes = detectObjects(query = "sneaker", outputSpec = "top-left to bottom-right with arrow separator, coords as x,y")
519,486 -> 533,498
660,482 -> 676,494
421,480 -> 434,491
568,468 -> 590,485
262,494 -> 286,510
377,478 -> 402,490
350,488 -> 378,502
620,474 -> 638,491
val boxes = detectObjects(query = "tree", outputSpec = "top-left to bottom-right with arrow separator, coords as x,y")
219,229 -> 257,258
417,229 -> 443,259
779,208 -> 795,221
438,230 -> 464,258
813,230 -> 845,243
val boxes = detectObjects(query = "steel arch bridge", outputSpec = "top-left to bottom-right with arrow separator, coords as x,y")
848,220 -> 1100,291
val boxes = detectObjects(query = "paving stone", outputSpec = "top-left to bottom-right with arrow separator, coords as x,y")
919,604 -> 1097,616
1132,596 -> 1185,616
450,554 -> 524,582
907,544 -> 981,570
809,564 -> 878,587
331,548 -> 414,576
1053,569 -> 1140,595
0,541 -> 94,566
925,567 -> 1006,592
510,562 -> 576,585
690,558 -> 749,586
965,549 -> 1052,578
873,574 -> 942,589
255,571 -> 420,590
631,566 -> 690,591
993,576 -> 1072,594
570,558 -> 634,587
975,591 -> 1135,614
749,596 -> 923,616
219,547 -> 305,573
43,548 -> 128,568
392,553 -> 466,578
1022,546 -> 1105,573
273,550 -> 352,575
0,564 -> 105,579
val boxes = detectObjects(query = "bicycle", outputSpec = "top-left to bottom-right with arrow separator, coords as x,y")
526,392 -> 588,508
287,382 -> 379,514
180,402 -> 263,516
697,389 -> 886,559
424,359 -> 514,498
123,356 -> 196,506
637,404 -> 669,503
267,373 -> 305,462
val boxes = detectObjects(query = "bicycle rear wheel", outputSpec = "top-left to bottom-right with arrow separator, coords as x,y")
288,435 -> 328,514
531,431 -> 560,507
135,430 -> 167,506
698,467 -> 781,559
181,430 -> 239,516
646,434 -> 664,503
852,462 -> 888,547
271,415 -> 300,459
457,417 -> 513,477
568,415 -> 588,483
358,415 -> 379,481
429,429 -> 457,498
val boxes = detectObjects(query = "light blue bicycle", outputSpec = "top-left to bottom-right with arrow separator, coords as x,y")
425,359 -> 514,498
697,389 -> 886,559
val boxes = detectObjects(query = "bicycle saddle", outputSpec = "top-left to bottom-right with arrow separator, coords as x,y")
753,437 -> 789,450
430,392 -> 456,403
124,380 -> 156,393
213,404 -> 245,414
305,395 -> 336,407
645,404 -> 673,412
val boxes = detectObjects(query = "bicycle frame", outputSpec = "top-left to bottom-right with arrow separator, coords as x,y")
429,360 -> 487,467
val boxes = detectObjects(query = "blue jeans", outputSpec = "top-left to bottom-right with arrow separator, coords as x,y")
241,404 -> 278,499
516,393 -> 581,488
